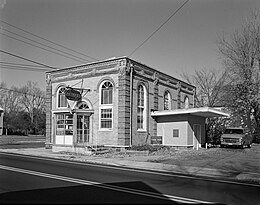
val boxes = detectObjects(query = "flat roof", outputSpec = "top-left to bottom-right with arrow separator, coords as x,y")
151,107 -> 230,118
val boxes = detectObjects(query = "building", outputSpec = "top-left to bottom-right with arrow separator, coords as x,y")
0,107 -> 3,135
45,57 -> 228,153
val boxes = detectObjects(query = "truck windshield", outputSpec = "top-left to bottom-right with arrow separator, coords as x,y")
224,129 -> 243,134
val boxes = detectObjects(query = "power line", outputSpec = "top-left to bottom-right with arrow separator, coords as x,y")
0,61 -> 46,68
0,49 -> 57,69
0,19 -> 99,61
1,32 -> 87,64
2,28 -> 92,63
0,65 -> 47,72
127,0 -> 190,57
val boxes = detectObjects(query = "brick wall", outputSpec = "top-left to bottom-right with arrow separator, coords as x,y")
45,84 -> 52,149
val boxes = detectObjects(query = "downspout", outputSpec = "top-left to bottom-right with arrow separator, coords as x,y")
129,65 -> 134,147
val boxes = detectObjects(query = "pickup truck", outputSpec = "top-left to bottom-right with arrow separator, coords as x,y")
220,127 -> 253,149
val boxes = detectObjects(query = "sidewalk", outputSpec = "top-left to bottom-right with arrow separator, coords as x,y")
1,147 -> 260,185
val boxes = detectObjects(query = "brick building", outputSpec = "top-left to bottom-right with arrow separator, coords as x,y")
45,57 -> 227,153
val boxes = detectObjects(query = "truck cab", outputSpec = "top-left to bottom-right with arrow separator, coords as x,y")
220,127 -> 252,148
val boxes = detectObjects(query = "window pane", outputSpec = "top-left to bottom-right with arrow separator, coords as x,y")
101,82 -> 113,104
100,108 -> 112,129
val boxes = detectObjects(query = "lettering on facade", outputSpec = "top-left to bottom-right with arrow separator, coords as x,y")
65,87 -> 82,101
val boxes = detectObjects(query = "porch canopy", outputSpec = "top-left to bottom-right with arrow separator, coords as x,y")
151,107 -> 230,118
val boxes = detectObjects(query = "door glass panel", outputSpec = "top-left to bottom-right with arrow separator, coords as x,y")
77,115 -> 89,143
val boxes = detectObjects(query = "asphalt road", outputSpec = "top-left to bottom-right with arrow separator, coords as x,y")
0,152 -> 259,204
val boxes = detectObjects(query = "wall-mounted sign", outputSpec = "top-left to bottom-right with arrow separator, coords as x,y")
65,87 -> 81,101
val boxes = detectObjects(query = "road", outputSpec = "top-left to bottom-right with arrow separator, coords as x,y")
0,152 -> 259,204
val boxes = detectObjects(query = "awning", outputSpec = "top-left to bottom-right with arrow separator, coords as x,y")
151,107 -> 230,118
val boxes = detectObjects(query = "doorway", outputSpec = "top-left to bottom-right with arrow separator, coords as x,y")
193,124 -> 201,148
77,115 -> 90,144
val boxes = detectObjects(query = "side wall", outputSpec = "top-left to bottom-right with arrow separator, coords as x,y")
156,115 -> 189,146
187,115 -> 206,146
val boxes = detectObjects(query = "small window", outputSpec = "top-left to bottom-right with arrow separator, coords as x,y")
173,129 -> 179,138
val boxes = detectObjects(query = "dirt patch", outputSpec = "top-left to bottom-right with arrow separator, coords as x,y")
95,144 -> 260,173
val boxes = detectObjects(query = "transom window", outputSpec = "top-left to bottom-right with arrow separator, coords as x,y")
77,101 -> 89,109
57,87 -> 68,108
137,84 -> 147,130
164,91 -> 171,110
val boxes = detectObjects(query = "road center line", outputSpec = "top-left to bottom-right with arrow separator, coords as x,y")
0,164 -> 216,204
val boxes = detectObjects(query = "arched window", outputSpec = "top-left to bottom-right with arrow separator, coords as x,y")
57,87 -> 68,108
184,96 -> 189,108
101,81 -> 113,104
164,91 -> 171,110
137,84 -> 147,130
99,81 -> 113,130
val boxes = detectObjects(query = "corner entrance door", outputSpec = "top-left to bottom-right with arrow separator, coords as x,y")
77,115 -> 90,143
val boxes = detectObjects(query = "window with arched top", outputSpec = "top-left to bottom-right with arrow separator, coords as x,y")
137,84 -> 147,130
57,87 -> 68,108
101,81 -> 113,105
99,81 -> 113,130
164,91 -> 171,110
184,96 -> 189,108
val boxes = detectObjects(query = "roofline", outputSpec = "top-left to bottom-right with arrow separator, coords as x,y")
45,56 -> 195,89
45,56 -> 127,74
151,107 -> 230,117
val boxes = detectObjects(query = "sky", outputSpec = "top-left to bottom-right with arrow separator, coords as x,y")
0,0 -> 259,91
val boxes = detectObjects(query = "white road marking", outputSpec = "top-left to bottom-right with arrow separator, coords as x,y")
0,164 -> 216,204
1,151 -> 259,188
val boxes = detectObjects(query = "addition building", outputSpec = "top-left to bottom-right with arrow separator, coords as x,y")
45,57 -> 228,153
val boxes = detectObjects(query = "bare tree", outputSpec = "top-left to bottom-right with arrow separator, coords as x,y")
19,81 -> 46,133
181,68 -> 228,107
217,10 -> 260,134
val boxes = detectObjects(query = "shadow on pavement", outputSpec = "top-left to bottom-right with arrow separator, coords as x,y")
0,181 -> 225,204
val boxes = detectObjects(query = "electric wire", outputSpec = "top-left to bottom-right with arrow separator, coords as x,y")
127,0 -> 190,57
0,50 -> 57,69
0,61 -> 46,68
0,19 -> 99,61
1,28 -> 92,63
1,32 -> 87,64
0,65 -> 48,72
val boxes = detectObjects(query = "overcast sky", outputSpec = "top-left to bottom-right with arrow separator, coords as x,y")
0,0 -> 259,90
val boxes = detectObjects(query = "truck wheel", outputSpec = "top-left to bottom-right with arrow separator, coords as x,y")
241,142 -> 245,149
